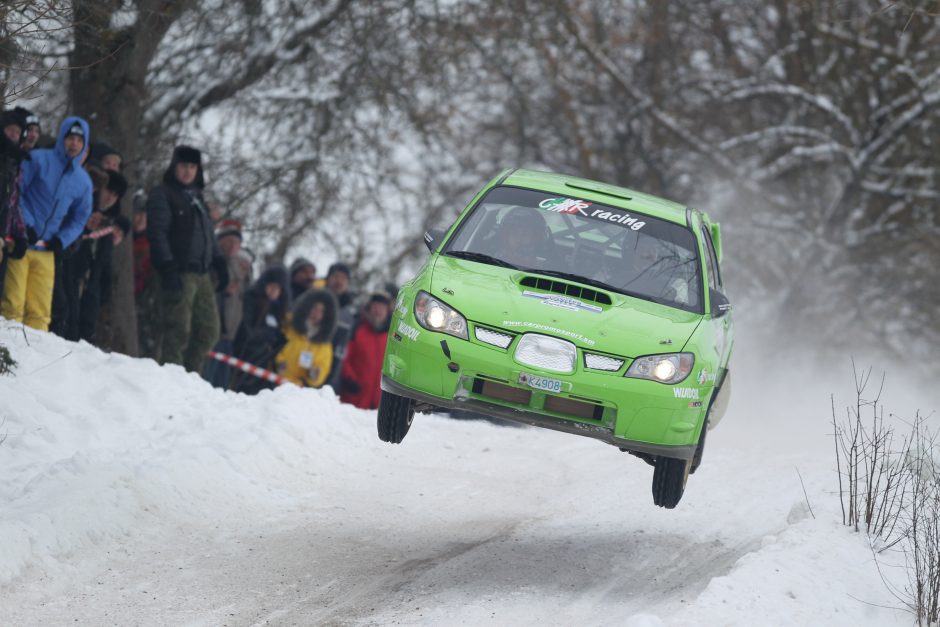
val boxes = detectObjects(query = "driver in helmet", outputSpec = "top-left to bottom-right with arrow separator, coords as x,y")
494,207 -> 551,268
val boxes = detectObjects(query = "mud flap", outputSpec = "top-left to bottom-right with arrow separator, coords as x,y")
708,370 -> 731,430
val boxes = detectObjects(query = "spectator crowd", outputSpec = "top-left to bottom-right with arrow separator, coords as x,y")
1,107 -> 394,409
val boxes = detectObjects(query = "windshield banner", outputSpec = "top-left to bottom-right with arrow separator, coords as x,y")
538,197 -> 647,231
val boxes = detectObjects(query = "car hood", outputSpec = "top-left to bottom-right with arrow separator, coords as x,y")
429,256 -> 703,357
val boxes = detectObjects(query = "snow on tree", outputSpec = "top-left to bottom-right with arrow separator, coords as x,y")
3,0 -> 938,359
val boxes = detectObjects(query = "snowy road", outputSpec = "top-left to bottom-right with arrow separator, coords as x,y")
3,426 -> 789,626
0,325 -> 927,626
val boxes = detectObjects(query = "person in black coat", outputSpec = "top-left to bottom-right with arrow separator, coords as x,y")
1,110 -> 30,263
12,107 -> 41,151
322,262 -> 358,391
146,145 -> 228,372
231,265 -> 291,395
60,170 -> 128,343
49,165 -> 106,339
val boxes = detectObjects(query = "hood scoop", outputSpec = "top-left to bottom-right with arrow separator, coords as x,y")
519,276 -> 613,306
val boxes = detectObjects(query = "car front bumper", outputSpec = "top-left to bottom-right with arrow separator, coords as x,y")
383,319 -> 711,461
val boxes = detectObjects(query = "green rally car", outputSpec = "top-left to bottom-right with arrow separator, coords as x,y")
378,169 -> 733,508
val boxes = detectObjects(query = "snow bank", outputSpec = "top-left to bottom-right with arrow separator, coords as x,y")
0,321 -> 931,625
0,323 -> 365,584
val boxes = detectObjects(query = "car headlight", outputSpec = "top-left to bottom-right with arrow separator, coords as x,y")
625,353 -> 694,384
414,291 -> 468,340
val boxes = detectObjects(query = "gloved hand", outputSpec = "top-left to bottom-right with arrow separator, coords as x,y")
211,256 -> 230,293
26,226 -> 38,244
10,238 -> 28,259
341,379 -> 361,395
159,264 -> 183,293
46,237 -> 63,253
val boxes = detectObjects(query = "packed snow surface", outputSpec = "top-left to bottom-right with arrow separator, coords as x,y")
0,321 -> 935,626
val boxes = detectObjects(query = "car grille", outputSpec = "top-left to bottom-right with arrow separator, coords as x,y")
474,326 -> 514,348
514,334 -> 577,373
519,276 -> 612,305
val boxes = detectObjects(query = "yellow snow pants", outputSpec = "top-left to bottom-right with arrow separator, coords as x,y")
1,249 -> 56,331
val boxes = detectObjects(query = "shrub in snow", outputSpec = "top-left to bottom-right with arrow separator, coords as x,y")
832,363 -> 940,626
0,343 -> 15,376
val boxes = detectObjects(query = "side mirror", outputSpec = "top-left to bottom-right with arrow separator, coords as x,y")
423,227 -> 446,252
710,288 -> 732,318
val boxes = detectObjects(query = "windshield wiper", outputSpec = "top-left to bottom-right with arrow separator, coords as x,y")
445,250 -> 518,269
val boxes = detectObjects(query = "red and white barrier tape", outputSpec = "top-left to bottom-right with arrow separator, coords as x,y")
206,350 -> 289,386
83,225 -> 117,240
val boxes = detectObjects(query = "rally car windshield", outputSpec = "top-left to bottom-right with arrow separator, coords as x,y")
444,186 -> 703,313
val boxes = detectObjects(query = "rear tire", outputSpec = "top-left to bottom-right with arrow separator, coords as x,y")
377,390 -> 416,444
652,456 -> 691,509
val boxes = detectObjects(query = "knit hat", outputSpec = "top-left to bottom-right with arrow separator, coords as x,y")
327,262 -> 351,279
216,218 -> 242,241
88,141 -> 122,171
173,145 -> 201,166
1,109 -> 27,140
289,256 -> 316,278
90,141 -> 120,162
12,106 -> 38,129
65,122 -> 85,139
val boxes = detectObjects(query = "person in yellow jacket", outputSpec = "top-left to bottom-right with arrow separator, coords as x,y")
275,288 -> 337,388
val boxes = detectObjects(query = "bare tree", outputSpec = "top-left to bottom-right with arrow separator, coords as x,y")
19,0 -> 360,354
408,0 -> 940,356
5,0 -> 939,361
1,1 -> 70,105
63,0 -> 197,355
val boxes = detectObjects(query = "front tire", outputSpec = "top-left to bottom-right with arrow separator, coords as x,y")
652,456 -> 691,509
377,390 -> 416,444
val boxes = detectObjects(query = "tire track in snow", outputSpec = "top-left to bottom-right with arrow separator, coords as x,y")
351,522 -> 772,625
250,521 -> 523,626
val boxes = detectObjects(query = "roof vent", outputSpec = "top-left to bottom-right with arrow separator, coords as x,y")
564,181 -> 633,201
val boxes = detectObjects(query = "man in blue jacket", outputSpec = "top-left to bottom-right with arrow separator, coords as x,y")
0,116 -> 93,331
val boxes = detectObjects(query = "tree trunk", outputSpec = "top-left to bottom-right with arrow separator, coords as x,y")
68,0 -> 192,355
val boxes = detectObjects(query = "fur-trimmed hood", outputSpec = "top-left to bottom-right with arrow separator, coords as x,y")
290,288 -> 338,343
250,264 -> 290,299
241,264 -> 292,329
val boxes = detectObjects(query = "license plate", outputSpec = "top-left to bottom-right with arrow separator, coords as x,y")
518,372 -> 563,393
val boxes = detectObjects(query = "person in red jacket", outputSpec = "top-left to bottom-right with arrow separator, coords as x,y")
339,291 -> 391,409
